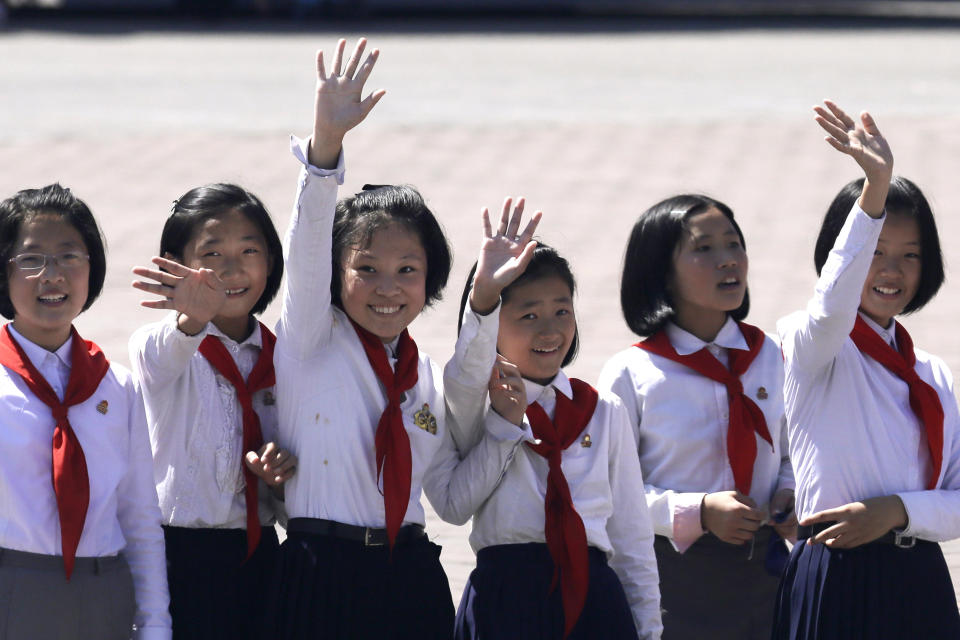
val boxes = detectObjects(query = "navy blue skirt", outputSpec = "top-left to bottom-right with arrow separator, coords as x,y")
454,543 -> 637,640
772,536 -> 960,639
163,525 -> 280,640
265,526 -> 454,639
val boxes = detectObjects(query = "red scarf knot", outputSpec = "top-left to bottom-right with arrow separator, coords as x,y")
198,321 -> 277,560
849,316 -> 944,489
525,378 -> 598,639
635,322 -> 773,495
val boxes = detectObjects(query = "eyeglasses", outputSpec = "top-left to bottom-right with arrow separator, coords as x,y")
7,252 -> 90,272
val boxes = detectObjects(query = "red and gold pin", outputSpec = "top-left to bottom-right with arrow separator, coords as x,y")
96,400 -> 109,414
756,387 -> 768,400
581,434 -> 592,448
263,391 -> 276,406
414,403 -> 438,435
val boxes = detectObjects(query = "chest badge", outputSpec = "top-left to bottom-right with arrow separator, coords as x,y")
756,387 -> 768,400
263,391 -> 276,406
414,403 -> 438,435
96,400 -> 108,415
581,434 -> 592,448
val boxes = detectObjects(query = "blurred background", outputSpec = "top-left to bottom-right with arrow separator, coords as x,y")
2,0 -> 960,602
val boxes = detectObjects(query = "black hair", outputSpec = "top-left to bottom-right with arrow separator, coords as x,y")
332,185 -> 451,308
0,184 -> 107,320
159,183 -> 283,315
814,176 -> 944,315
620,194 -> 750,338
458,242 -> 580,368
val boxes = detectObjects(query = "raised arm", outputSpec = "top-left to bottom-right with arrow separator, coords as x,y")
277,39 -> 384,357
780,100 -> 894,373
444,199 -> 541,453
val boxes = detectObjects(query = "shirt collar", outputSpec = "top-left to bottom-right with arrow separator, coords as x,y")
665,316 -> 747,356
206,319 -> 264,349
522,368 -> 572,405
858,311 -> 898,349
8,324 -> 74,369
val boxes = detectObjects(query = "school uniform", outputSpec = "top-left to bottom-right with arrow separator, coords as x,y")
0,324 -> 171,640
445,304 -> 663,640
774,204 -> 960,640
268,138 -> 522,640
129,314 -> 282,640
598,317 -> 793,640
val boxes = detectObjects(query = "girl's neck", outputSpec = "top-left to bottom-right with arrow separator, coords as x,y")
11,320 -> 72,353
213,314 -> 256,343
672,308 -> 728,343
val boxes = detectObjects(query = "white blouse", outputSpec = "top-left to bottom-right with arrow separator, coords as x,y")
777,204 -> 960,541
598,317 -> 793,551
129,314 -> 280,529
0,325 -> 171,639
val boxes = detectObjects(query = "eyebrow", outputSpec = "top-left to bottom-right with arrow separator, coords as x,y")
196,234 -> 263,247
19,239 -> 84,251
354,250 -> 425,261
690,229 -> 739,241
515,296 -> 573,309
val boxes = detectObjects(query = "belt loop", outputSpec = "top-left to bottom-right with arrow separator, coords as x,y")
0,547 -> 5,565
94,557 -> 101,575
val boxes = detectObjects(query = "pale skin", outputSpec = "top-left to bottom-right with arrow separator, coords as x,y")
132,255 -> 297,490
802,100 -> 907,548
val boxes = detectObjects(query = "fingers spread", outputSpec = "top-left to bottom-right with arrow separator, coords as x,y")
505,197 -> 525,238
316,49 -> 327,80
330,38 -> 346,76
518,210 -> 542,245
343,37 -> 367,78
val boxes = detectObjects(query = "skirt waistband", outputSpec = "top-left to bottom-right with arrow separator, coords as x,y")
797,521 -> 924,548
476,542 -> 608,566
0,547 -> 126,574
286,517 -> 426,547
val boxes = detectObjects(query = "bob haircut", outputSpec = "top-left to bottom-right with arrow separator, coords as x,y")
458,242 -> 580,368
160,183 -> 283,316
0,183 -> 107,320
621,194 -> 750,338
814,176 -> 944,315
331,184 -> 451,308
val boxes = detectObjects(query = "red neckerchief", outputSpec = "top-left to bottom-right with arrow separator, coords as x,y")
635,322 -> 773,494
850,315 -> 944,489
525,378 -> 598,639
198,321 -> 277,559
349,319 -> 419,552
0,324 -> 110,580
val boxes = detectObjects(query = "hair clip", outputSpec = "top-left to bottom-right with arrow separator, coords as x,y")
171,199 -> 180,212
361,184 -> 389,191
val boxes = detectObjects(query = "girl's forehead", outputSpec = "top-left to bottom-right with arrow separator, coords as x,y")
503,275 -> 573,306
193,209 -> 266,242
16,213 -> 85,248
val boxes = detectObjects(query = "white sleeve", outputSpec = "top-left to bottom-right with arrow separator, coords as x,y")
443,302 -> 500,454
118,381 -> 172,640
605,401 -> 663,640
777,204 -> 884,374
275,135 -> 345,360
128,315 -> 205,392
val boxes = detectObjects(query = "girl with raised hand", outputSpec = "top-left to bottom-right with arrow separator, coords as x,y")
0,184 -> 170,639
597,192 -> 795,639
445,199 -> 662,640
270,38 -> 523,639
772,101 -> 960,639
129,184 -> 295,640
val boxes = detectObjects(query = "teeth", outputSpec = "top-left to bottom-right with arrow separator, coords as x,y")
225,288 -> 247,295
533,347 -> 558,353
39,294 -> 66,302
372,306 -> 401,314
721,278 -> 738,285
875,286 -> 900,295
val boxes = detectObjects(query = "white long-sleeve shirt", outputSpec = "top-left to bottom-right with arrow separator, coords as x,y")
129,314 -> 280,529
445,303 -> 663,640
598,317 -> 793,552
0,325 -> 171,639
273,138 -> 518,530
777,204 -> 960,542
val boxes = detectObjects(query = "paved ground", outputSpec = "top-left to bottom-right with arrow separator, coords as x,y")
2,16 -> 960,602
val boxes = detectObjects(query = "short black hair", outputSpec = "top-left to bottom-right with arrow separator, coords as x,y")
160,183 -> 283,315
332,185 -> 451,308
458,242 -> 580,368
620,194 -> 750,338
814,176 -> 944,315
0,184 -> 107,320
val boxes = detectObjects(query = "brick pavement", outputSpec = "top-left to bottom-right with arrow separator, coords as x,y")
2,18 -> 960,602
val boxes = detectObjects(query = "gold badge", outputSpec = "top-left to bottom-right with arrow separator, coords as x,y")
263,391 -> 276,406
581,434 -> 592,448
96,400 -> 108,415
757,387 -> 768,400
414,403 -> 437,435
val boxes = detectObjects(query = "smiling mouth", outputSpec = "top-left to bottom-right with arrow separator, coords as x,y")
38,294 -> 67,304
370,305 -> 402,315
225,288 -> 248,297
718,277 -> 741,289
532,346 -> 560,355
873,285 -> 902,297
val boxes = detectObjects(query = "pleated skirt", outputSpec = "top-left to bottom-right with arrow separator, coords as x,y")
265,528 -> 455,640
771,537 -> 960,640
454,543 -> 637,640
163,524 -> 280,640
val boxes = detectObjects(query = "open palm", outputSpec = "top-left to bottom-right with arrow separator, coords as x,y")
470,197 -> 542,312
814,99 -> 893,180
132,256 -> 226,324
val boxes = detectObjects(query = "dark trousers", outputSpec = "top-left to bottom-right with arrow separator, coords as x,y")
655,529 -> 782,640
163,525 -> 279,640
265,527 -> 455,639
0,547 -> 136,640
454,543 -> 638,640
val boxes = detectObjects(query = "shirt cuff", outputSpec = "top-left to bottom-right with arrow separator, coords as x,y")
135,626 -> 173,640
290,135 -> 346,183
485,408 -> 535,444
672,492 -> 707,553
166,311 -> 208,342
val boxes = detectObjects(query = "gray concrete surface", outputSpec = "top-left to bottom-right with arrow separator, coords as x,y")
2,17 -> 960,604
